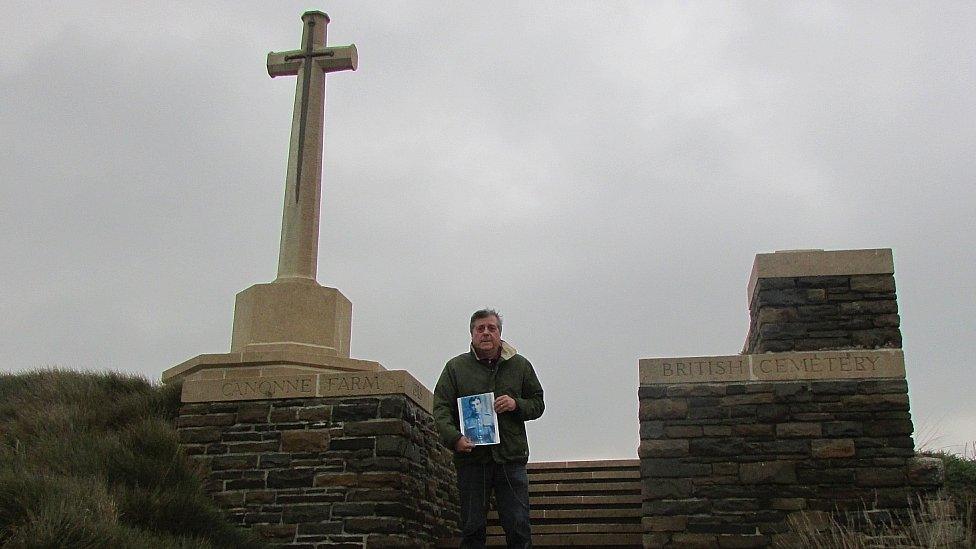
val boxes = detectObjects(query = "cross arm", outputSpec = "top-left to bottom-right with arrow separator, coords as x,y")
267,45 -> 359,77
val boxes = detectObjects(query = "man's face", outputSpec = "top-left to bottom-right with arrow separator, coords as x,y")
471,315 -> 501,357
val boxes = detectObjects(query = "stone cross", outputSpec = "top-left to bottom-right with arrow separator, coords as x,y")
268,11 -> 357,281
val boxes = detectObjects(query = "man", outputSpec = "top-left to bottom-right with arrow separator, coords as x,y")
434,309 -> 545,549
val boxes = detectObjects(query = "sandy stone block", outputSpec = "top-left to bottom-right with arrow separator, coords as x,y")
733,424 -> 774,437
642,479 -> 693,499
178,427 -> 222,444
639,399 -> 688,420
670,533 -> 718,548
358,472 -> 409,488
847,393 -> 910,411
296,405 -> 332,421
223,368 -> 261,379
314,472 -> 359,487
186,368 -> 224,381
665,425 -> 702,438
253,524 -> 297,541
739,461 -> 797,484
236,403 -> 270,423
770,498 -> 806,510
720,393 -> 774,406
850,274 -> 896,293
344,419 -> 408,437
665,384 -> 728,397
776,423 -> 822,438
856,468 -> 906,487
260,366 -> 317,376
811,438 -> 855,459
712,463 -> 738,476
639,439 -> 690,458
246,490 -> 276,504
642,516 -> 687,532
175,413 -> 235,428
643,533 -> 670,548
281,429 -> 330,452
758,307 -> 798,324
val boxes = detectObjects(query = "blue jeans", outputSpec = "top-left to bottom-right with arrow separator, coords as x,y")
456,462 -> 532,549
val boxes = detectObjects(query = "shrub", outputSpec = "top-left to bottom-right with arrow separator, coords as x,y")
0,369 -> 263,548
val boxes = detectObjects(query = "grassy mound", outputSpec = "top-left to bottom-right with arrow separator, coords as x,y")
0,369 -> 262,548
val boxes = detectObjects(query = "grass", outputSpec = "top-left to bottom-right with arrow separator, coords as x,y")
0,369 -> 263,548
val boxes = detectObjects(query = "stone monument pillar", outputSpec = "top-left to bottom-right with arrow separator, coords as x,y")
163,12 -> 457,546
637,248 -> 942,548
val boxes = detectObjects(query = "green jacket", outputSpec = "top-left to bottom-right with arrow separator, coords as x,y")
433,341 -> 545,465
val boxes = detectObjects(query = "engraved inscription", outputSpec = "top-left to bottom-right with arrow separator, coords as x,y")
755,355 -> 880,375
181,375 -> 316,402
221,377 -> 313,398
321,373 -> 403,395
639,350 -> 905,385
660,358 -> 747,378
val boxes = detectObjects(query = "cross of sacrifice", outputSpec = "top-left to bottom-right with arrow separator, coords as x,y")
267,11 -> 357,282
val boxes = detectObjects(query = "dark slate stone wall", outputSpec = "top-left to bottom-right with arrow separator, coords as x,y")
177,395 -> 458,548
746,274 -> 901,354
638,379 -> 942,547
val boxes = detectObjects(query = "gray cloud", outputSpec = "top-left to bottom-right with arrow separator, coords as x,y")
1,1 -> 973,459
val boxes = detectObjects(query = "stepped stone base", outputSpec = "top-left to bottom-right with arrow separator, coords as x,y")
438,460 -> 643,547
178,393 -> 458,548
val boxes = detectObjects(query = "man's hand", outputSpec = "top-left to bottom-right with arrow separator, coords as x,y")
454,436 -> 475,453
494,395 -> 518,413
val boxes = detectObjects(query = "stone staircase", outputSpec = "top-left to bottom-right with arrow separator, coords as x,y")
440,459 -> 642,547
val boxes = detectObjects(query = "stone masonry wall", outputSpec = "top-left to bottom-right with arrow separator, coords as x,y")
177,395 -> 458,548
638,378 -> 942,547
747,274 -> 901,354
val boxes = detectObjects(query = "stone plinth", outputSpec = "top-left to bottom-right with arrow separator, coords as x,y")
231,279 -> 352,357
638,248 -> 939,548
175,370 -> 457,548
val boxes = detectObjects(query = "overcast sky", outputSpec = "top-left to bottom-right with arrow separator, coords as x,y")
2,1 -> 974,460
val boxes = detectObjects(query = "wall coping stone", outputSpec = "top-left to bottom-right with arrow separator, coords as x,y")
180,369 -> 433,412
640,349 -> 904,385
162,343 -> 383,384
747,248 -> 894,300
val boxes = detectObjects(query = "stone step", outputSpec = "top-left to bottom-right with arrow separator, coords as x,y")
529,480 -> 642,494
529,469 -> 640,482
487,523 -> 643,535
489,508 -> 643,521
486,532 -> 642,546
528,459 -> 640,471
527,494 -> 642,506
440,459 -> 642,548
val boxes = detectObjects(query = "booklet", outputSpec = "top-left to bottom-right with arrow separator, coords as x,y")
457,392 -> 501,445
